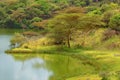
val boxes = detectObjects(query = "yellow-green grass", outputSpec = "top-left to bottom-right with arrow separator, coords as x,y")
83,50 -> 120,70
66,75 -> 101,80
66,50 -> 120,80
6,45 -> 83,54
5,48 -> 33,53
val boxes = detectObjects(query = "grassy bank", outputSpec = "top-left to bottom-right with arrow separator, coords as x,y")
6,46 -> 120,80
5,45 -> 88,54
66,49 -> 120,80
66,75 -> 101,80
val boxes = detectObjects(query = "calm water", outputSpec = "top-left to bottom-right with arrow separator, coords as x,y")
0,30 -> 95,80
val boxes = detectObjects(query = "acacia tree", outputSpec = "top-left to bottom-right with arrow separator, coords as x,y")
48,13 -> 82,48
48,13 -> 104,48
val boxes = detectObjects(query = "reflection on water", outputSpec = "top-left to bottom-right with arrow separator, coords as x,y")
0,35 -> 11,53
0,54 -> 53,80
1,52 -> 89,80
11,53 -> 96,80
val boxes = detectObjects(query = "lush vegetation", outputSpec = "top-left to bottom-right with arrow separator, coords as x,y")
5,0 -> 120,50
0,0 -> 120,29
1,0 -> 120,80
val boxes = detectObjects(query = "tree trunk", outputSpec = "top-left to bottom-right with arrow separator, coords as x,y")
67,35 -> 71,48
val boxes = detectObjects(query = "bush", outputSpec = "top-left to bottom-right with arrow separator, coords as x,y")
109,14 -> 120,31
10,33 -> 26,48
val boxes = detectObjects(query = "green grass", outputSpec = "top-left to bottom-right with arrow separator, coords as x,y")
6,45 -> 120,80
5,48 -> 33,53
6,45 -> 84,54
67,50 -> 120,80
66,75 -> 101,80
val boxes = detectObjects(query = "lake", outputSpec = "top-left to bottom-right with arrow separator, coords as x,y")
0,30 -> 95,80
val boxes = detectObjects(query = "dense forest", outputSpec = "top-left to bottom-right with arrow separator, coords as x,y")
1,0 -> 120,80
0,0 -> 120,29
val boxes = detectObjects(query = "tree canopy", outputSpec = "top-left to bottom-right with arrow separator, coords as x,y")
48,12 -> 104,48
0,0 -> 120,29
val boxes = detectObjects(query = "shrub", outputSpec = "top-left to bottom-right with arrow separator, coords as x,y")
10,33 -> 26,48
109,14 -> 120,31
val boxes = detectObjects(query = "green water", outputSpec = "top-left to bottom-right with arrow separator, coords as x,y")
0,29 -> 96,80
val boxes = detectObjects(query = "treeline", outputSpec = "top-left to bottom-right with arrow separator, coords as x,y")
0,0 -> 120,29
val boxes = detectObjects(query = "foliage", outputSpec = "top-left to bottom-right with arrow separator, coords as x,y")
100,3 -> 119,12
31,17 -> 42,22
32,20 -> 48,29
10,33 -> 26,48
2,0 -> 119,50
48,12 -> 104,48
80,14 -> 105,30
109,14 -> 120,31
0,0 -> 120,29
88,9 -> 102,15
48,13 -> 83,48
62,7 -> 86,13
